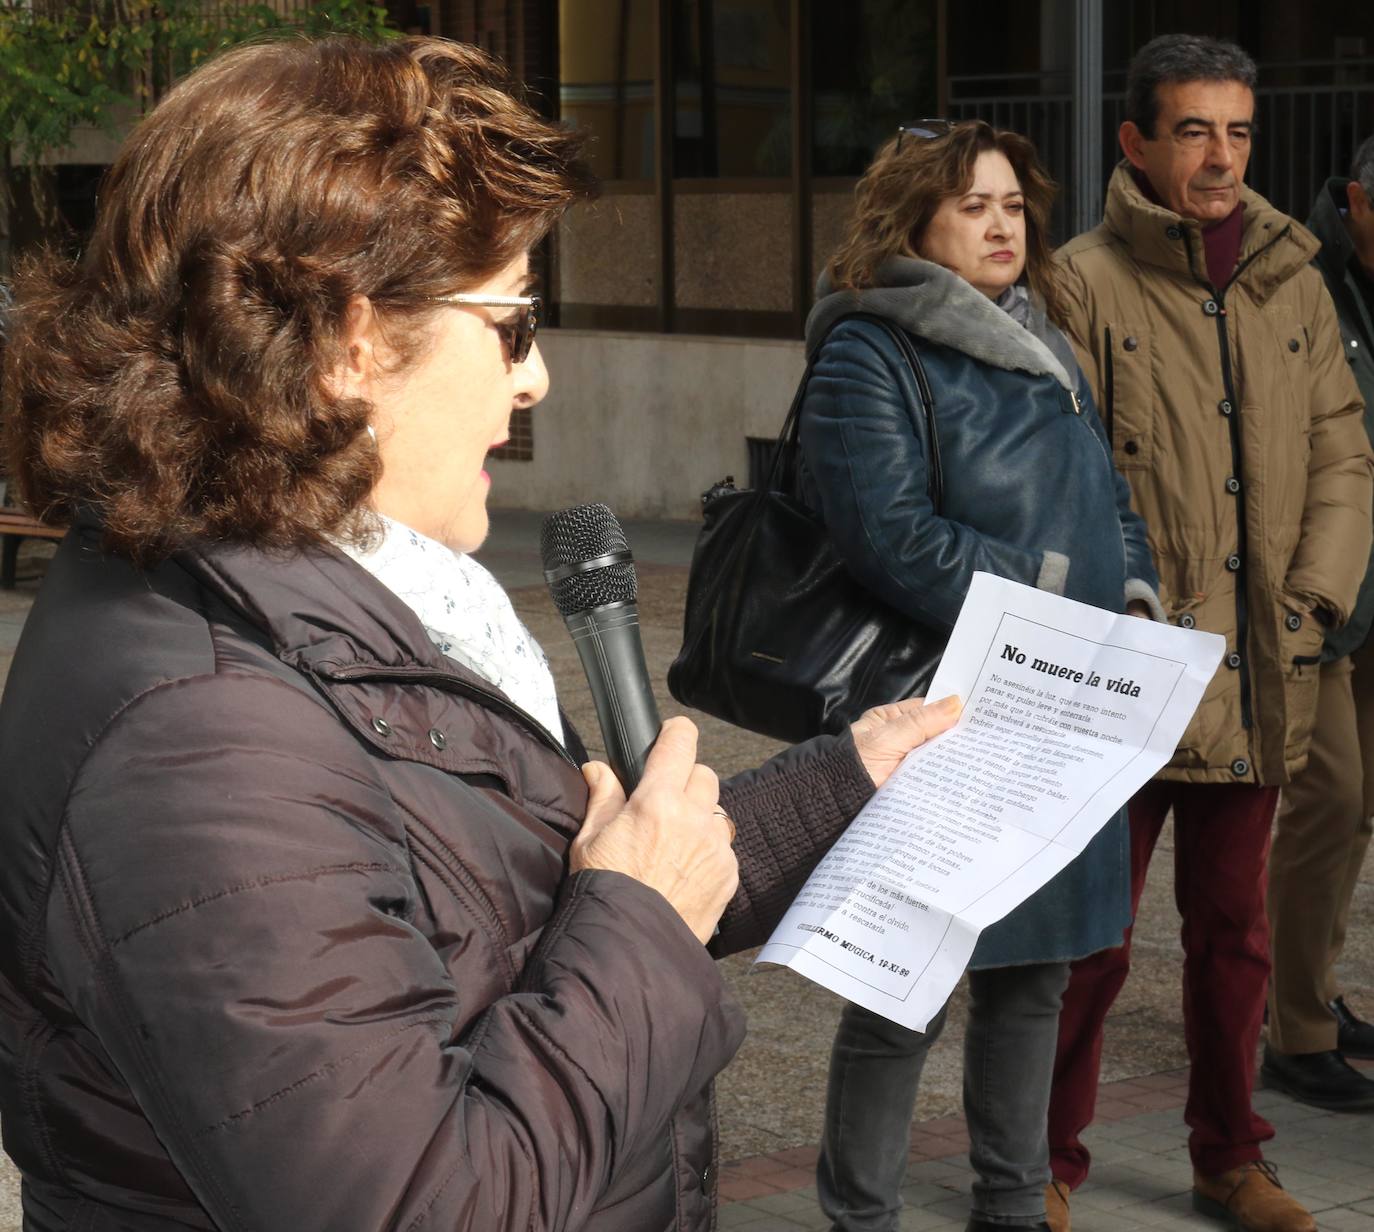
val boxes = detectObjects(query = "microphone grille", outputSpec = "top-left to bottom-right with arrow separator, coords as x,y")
540,503 -> 638,616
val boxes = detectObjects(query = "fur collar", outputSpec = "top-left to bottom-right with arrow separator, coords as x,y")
805,256 -> 1076,392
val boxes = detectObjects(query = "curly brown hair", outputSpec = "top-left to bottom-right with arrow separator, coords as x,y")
1,36 -> 593,562
829,120 -> 1067,326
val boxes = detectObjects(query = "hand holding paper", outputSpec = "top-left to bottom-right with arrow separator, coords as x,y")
757,573 -> 1223,1030
849,695 -> 964,789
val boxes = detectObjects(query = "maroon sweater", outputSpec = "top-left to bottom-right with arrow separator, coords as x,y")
1132,167 -> 1244,290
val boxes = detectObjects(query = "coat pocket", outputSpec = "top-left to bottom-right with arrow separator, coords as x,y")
1103,324 -> 1154,470
1280,597 -> 1325,759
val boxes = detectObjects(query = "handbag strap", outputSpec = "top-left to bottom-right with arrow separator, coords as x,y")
768,312 -> 943,512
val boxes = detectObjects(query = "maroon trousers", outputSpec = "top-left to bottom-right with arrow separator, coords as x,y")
1048,781 -> 1279,1183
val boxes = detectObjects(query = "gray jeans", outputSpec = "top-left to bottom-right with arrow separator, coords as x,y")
817,961 -> 1071,1231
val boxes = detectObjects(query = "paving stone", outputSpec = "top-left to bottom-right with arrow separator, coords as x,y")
1308,1210 -> 1374,1232
1284,1179 -> 1374,1209
739,1193 -> 821,1229
1312,1137 -> 1374,1164
1127,1193 -> 1215,1229
1081,1139 -> 1151,1165
1077,1213 -> 1155,1232
1113,1154 -> 1192,1185
922,1194 -> 974,1220
900,1182 -> 966,1208
731,1216 -> 810,1231
750,1191 -> 823,1222
1099,1098 -> 1152,1121
1157,1147 -> 1195,1166
719,1203 -> 775,1228
898,1218 -> 964,1232
1073,1184 -> 1163,1212
720,1175 -> 790,1202
903,1160 -> 972,1186
895,1205 -> 965,1231
1114,1131 -> 1189,1155
1090,1118 -> 1146,1142
1130,1113 -> 1189,1135
1263,1100 -> 1346,1127
1272,1151 -> 1374,1183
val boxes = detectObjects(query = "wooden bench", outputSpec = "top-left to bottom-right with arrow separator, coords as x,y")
0,509 -> 66,589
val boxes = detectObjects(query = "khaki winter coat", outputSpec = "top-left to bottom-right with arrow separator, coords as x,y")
1057,163 -> 1373,784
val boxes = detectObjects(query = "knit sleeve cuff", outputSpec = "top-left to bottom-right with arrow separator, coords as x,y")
1125,578 -> 1167,622
1037,550 -> 1069,595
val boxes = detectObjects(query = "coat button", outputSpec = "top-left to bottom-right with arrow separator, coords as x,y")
1166,224 -> 1182,240
1123,439 -> 1139,455
429,728 -> 447,750
1225,477 -> 1241,494
1231,758 -> 1250,777
1203,299 -> 1220,316
1288,338 -> 1301,352
700,1165 -> 712,1193
1218,399 -> 1233,416
1285,612 -> 1302,631
1226,651 -> 1242,669
1226,554 -> 1241,572
1123,336 -> 1139,352
371,716 -> 392,737
1179,613 -> 1197,629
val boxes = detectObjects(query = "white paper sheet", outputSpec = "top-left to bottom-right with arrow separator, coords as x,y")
756,572 -> 1224,1030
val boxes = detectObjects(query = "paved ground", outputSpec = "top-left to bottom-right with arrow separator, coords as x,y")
0,516 -> 1371,1230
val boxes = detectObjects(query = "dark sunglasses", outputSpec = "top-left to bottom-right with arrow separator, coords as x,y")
895,119 -> 955,151
436,292 -> 542,364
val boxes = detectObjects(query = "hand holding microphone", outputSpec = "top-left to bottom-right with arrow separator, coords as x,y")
543,503 -> 736,941
541,503 -> 662,790
570,718 -> 738,944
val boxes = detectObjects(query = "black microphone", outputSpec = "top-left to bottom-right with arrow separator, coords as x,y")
541,503 -> 662,791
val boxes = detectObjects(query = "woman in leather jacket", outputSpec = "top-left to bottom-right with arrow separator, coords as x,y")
798,121 -> 1162,1232
0,38 -> 959,1232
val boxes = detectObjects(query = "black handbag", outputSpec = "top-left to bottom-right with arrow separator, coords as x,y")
667,313 -> 946,743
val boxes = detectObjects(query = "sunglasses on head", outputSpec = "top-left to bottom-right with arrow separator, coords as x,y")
895,119 -> 955,151
435,292 -> 542,364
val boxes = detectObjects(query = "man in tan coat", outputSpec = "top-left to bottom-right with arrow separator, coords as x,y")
1044,34 -> 1373,1232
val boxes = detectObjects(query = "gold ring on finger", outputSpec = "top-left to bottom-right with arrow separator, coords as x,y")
712,806 -> 736,844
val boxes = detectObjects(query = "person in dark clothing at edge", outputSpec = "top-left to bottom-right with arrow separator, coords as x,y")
1044,35 -> 1373,1232
1262,133 -> 1374,1110
0,36 -> 963,1232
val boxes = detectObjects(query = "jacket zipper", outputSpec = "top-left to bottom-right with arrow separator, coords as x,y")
1207,231 -> 1285,734
1103,325 -> 1116,447
311,661 -> 579,769
1212,296 -> 1252,731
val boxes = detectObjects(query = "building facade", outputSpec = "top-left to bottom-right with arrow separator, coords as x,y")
13,1 -> 1374,519
434,0 -> 1374,520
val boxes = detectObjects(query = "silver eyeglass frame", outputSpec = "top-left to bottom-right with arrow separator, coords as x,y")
434,292 -> 542,363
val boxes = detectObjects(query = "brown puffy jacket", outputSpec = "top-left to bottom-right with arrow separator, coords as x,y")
0,524 -> 875,1231
1057,164 -> 1374,784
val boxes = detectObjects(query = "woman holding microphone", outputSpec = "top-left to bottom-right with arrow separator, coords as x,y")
0,37 -> 957,1231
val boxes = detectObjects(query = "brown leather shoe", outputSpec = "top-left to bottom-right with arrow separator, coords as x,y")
1044,1179 -> 1071,1232
1192,1161 -> 1315,1232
